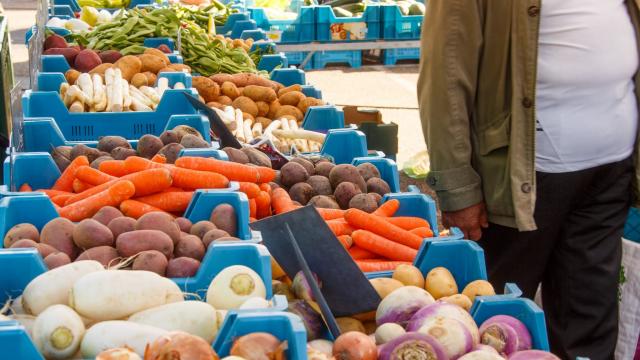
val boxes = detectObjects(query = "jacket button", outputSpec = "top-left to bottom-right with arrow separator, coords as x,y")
522,97 -> 533,108
527,6 -> 539,17
521,183 -> 532,193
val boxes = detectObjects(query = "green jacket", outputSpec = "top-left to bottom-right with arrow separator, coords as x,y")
418,0 -> 640,231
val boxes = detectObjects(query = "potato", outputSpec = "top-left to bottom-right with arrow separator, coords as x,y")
308,195 -> 340,209
268,100 -> 281,119
280,162 -> 309,187
243,85 -> 277,103
221,82 -> 240,99
217,95 -> 233,106
277,84 -> 303,97
223,147 -> 249,164
143,48 -> 170,66
98,136 -> 130,153
336,317 -> 365,333
274,105 -> 304,122
232,96 -> 259,118
200,83 -> 221,103
139,54 -> 168,74
173,125 -> 203,141
440,294 -> 473,311
76,246 -> 119,267
334,182 -> 362,209
329,164 -> 366,192
111,147 -> 137,160
210,204 -> 237,237
131,73 -> 148,87
142,71 -> 157,86
298,97 -> 321,115
135,212 -> 181,245
74,49 -> 102,72
116,230 -> 174,259
159,130 -> 179,145
306,175 -> 332,196
314,162 -> 335,178
175,217 -> 192,233
44,252 -> 71,269
93,206 -> 124,226
279,91 -> 306,106
65,69 -> 81,85
91,156 -> 113,169
367,178 -> 391,197
70,144 -> 92,160
157,143 -> 184,164
192,76 -> 215,92
4,223 -> 39,248
10,239 -> 38,249
114,55 -> 142,82
369,278 -> 404,299
370,193 -> 382,205
167,63 -> 191,73
251,101 -> 268,117
89,63 -> 114,77
136,134 -> 163,159
35,243 -> 59,258
175,234 -> 205,261
425,267 -> 458,299
180,134 -> 209,149
190,221 -> 217,239
132,250 -> 168,276
348,194 -> 378,213
241,147 -> 271,168
166,257 -> 200,278
98,50 -> 122,64
202,229 -> 230,248
290,157 -> 314,176
461,280 -> 496,302
73,219 -> 114,250
392,264 -> 425,288
256,117 -> 271,128
40,218 -> 76,259
357,163 -> 381,181
107,217 -> 136,239
289,183 -> 316,206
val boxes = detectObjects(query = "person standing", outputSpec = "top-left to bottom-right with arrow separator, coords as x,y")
418,0 -> 640,358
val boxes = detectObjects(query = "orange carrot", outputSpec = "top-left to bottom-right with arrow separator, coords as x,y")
259,183 -> 271,194
348,246 -> 378,260
169,167 -> 229,190
120,199 -> 171,219
345,209 -> 424,250
175,156 -> 276,183
19,183 -> 32,192
249,198 -> 257,218
134,191 -> 194,212
51,194 -> 73,206
355,260 -> 411,272
351,230 -> 418,262
59,180 -> 135,221
72,179 -> 93,193
239,182 -> 261,199
162,187 -> 185,192
316,208 -> 345,220
250,217 -> 257,223
410,227 -> 434,238
36,189 -> 72,198
337,235 -> 352,249
372,199 -> 400,217
98,160 -> 129,177
123,156 -> 165,173
52,156 -> 89,192
151,154 -> 167,163
75,166 -> 115,186
255,191 -> 272,219
326,219 -> 354,236
271,188 -> 300,214
383,217 -> 431,231
255,166 -> 276,183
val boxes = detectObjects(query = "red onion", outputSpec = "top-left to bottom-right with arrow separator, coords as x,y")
414,317 -> 474,359
407,302 -> 480,344
378,332 -> 448,360
508,350 -> 560,360
458,350 -> 505,359
287,300 -> 323,341
376,286 -> 435,327
479,315 -> 532,355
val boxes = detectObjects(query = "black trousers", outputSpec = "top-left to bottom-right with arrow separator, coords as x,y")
479,158 -> 633,360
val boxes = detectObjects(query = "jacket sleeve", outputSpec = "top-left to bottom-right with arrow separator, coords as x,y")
417,0 -> 484,212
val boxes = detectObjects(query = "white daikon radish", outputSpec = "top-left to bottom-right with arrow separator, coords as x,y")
206,265 -> 266,310
130,97 -> 152,112
224,106 -> 236,123
22,260 -> 104,316
156,77 -> 169,97
70,270 -> 183,321
212,106 -> 235,127
76,73 -> 94,106
140,86 -> 161,104
66,85 -> 91,106
33,304 -> 85,359
11,314 -> 36,337
128,301 -> 218,342
173,82 -> 185,89
121,79 -> 132,111
92,74 -> 107,112
234,109 -> 246,142
80,321 -> 168,357
108,69 -> 123,112
239,297 -> 270,310
289,119 -> 309,152
129,86 -> 154,108
104,68 -> 115,111
272,129 -> 326,143
279,116 -> 292,147
243,119 -> 254,143
69,100 -> 84,113
263,119 -> 281,137
252,122 -> 263,138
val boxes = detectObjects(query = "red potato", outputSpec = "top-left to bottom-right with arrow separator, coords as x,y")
107,217 -> 136,238
93,206 -> 123,226
35,243 -> 59,258
76,246 -> 120,267
210,204 -> 237,237
175,217 -> 193,233
116,230 -> 174,259
166,257 -> 200,278
73,219 -> 115,249
202,229 -> 230,248
74,49 -> 102,72
135,212 -> 181,245
9,239 -> 38,249
44,252 -> 71,269
4,223 -> 39,248
44,48 -> 79,65
40,218 -> 77,259
132,250 -> 168,276
175,235 -> 205,261
190,221 -> 217,239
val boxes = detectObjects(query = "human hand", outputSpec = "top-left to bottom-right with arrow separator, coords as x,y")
442,202 -> 489,241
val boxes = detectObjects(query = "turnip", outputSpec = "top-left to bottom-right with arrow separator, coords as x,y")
216,309 -> 228,329
479,315 -> 532,355
459,350 -> 505,360
407,301 -> 480,344
80,321 -> 168,357
414,316 -> 474,359
22,260 -> 104,315
508,350 -> 560,359
376,286 -> 435,327
308,339 -> 334,356
33,305 -> 85,359
377,332 -> 448,360
375,323 -> 406,345
128,301 -> 218,342
239,297 -> 270,310
206,265 -> 266,310
70,270 -> 183,321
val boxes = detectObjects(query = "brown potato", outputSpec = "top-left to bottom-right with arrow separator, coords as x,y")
137,134 -> 164,159
232,96 -> 259,118
306,175 -> 332,196
348,194 -> 378,213
357,163 -> 381,181
65,69 -> 81,85
73,219 -> 114,249
334,182 -> 362,209
131,73 -> 148,88
107,217 -> 136,238
243,85 -> 277,103
217,95 -> 233,106
274,105 -> 304,122
279,91 -> 306,106
210,204 -> 237,237
202,229 -> 230,248
255,117 -> 271,128
44,252 -> 71,269
166,257 -> 200,278
98,136 -> 130,153
277,84 -> 303,97
207,102 -> 224,110
167,64 -> 191,73
173,125 -> 203,141
132,250 -> 168,276
180,134 -> 209,149
175,217 -> 192,233
367,178 -> 391,197
297,97 -> 321,115
139,54 -> 167,74
242,112 -> 255,122
175,234 -> 205,261
280,162 -> 309,187
93,206 -> 124,226
288,183 -> 316,206
190,221 -> 217,239
314,162 -> 335,178
223,147 -> 249,164
254,101 -> 270,117
116,230 -> 174,259
135,212 -> 181,245
88,63 -> 114,78
35,243 -> 59,258
4,223 -> 39,248
221,82 -> 240,99
143,48 -> 170,66
329,164 -> 366,192
142,71 -> 157,86
267,99 -> 281,119
40,218 -> 76,259
308,195 -> 340,209
114,55 -> 142,82
240,147 -> 271,168
76,246 -> 119,267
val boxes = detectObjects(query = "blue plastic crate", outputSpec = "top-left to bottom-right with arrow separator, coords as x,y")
216,12 -> 251,36
383,47 -> 420,66
312,50 -> 362,69
301,105 -> 344,131
214,311 -> 307,359
380,4 -> 422,40
316,5 -> 381,42
258,53 -> 288,73
249,7 -> 316,44
240,28 -> 268,41
270,67 -> 306,87
230,19 -> 259,39
284,51 -> 311,66
301,85 -> 322,99
624,207 -> 640,243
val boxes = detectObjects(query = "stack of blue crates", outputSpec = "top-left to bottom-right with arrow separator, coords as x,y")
379,3 -> 421,65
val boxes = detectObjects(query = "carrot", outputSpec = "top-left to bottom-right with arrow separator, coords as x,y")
74,166 -> 115,186
259,183 -> 271,194
271,188 -> 300,214
19,183 -> 32,192
351,230 -> 418,262
345,209 -> 424,250
316,208 -> 345,220
59,180 -> 135,221
355,260 -> 411,272
249,217 -> 257,223
255,166 -> 276,183
169,167 -> 229,190
372,199 -> 400,217
162,187 -> 185,192
348,246 -> 378,260
326,219 -> 354,236
51,194 -> 73,207
239,182 -> 261,199
255,191 -> 272,219
52,156 -> 89,192
175,156 -> 276,182
99,160 -> 129,177
134,191 -> 194,212
151,154 -> 167,163
72,179 -> 93,193
249,198 -> 257,218
120,199 -> 171,219
410,227 -> 434,238
383,217 -> 431,231
123,156 -> 165,173
337,235 -> 352,249
36,189 -> 72,198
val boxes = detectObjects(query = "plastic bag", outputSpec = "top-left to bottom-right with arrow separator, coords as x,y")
402,150 -> 430,179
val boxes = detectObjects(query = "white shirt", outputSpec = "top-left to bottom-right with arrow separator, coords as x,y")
535,0 -> 639,173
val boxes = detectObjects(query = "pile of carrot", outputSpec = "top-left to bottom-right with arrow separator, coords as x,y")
270,188 -> 434,272
21,154 -> 277,222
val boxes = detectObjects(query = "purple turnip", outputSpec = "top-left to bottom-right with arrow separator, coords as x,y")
479,315 -> 532,355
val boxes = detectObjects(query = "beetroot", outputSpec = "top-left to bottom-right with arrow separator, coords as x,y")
44,48 -> 80,65
157,44 -> 172,53
99,50 -> 122,64
74,49 -> 102,72
44,34 -> 68,50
